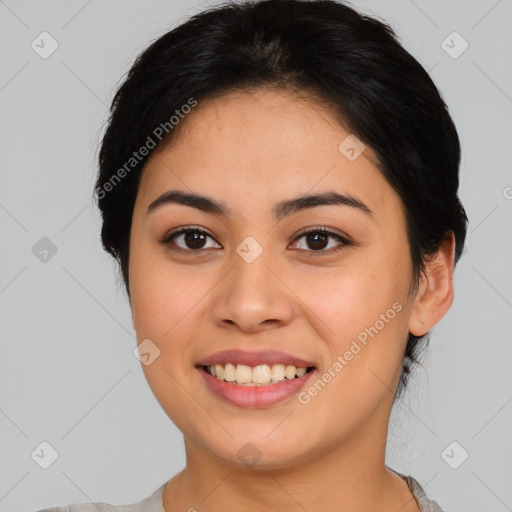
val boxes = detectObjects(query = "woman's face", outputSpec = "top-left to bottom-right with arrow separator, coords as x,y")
129,88 -> 419,469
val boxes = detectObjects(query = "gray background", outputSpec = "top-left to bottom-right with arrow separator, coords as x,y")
1,0 -> 511,510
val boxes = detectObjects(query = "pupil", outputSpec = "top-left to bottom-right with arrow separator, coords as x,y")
186,231 -> 206,249
307,232 -> 327,250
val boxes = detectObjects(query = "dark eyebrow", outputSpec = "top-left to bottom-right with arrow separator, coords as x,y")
273,191 -> 372,219
146,190 -> 373,219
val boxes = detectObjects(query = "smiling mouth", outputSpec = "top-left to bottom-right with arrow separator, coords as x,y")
199,363 -> 316,386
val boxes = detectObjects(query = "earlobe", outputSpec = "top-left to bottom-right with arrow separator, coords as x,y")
408,232 -> 456,337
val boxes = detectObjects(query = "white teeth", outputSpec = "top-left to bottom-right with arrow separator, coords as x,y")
205,363 -> 311,385
296,367 -> 307,377
214,364 -> 224,380
224,363 -> 237,382
271,364 -> 285,382
252,364 -> 272,383
235,364 -> 252,383
285,365 -> 296,380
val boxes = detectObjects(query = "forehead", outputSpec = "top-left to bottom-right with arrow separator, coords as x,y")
136,88 -> 397,218
156,87 -> 373,165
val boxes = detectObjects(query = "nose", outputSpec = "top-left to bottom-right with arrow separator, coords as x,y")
210,248 -> 294,333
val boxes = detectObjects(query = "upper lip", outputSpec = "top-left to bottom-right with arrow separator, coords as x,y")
196,349 -> 316,368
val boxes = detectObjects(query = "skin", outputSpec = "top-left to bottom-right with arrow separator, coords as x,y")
128,87 -> 455,512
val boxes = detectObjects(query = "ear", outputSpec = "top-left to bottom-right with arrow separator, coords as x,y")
408,231 -> 456,337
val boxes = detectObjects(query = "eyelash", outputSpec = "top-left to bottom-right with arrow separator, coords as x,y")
158,226 -> 351,256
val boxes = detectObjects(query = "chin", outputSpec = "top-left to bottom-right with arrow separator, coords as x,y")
202,431 -> 317,471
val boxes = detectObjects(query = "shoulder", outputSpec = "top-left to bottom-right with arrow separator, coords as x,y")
32,482 -> 167,512
403,474 -> 445,512
392,470 -> 446,512
34,506 -> 113,512
33,503 -> 131,512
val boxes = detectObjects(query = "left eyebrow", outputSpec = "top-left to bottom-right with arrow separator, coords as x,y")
146,189 -> 373,219
273,191 -> 373,220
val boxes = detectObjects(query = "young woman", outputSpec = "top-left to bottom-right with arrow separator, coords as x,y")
36,0 -> 467,510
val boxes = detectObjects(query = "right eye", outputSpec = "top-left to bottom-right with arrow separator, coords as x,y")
159,227 -> 222,252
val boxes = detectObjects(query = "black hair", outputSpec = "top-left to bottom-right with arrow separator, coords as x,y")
95,0 -> 468,399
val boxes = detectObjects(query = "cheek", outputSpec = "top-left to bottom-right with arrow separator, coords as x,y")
129,243 -> 199,337
129,256 -> 208,426
129,253 -> 220,383
288,256 -> 411,386
292,263 -> 406,333
299,272 -> 409,414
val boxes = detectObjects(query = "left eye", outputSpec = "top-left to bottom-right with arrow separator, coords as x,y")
291,228 -> 349,253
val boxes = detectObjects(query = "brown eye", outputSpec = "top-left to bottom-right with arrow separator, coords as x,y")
160,228 -> 221,251
292,228 -> 350,254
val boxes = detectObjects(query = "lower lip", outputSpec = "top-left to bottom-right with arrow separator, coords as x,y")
197,366 -> 316,408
